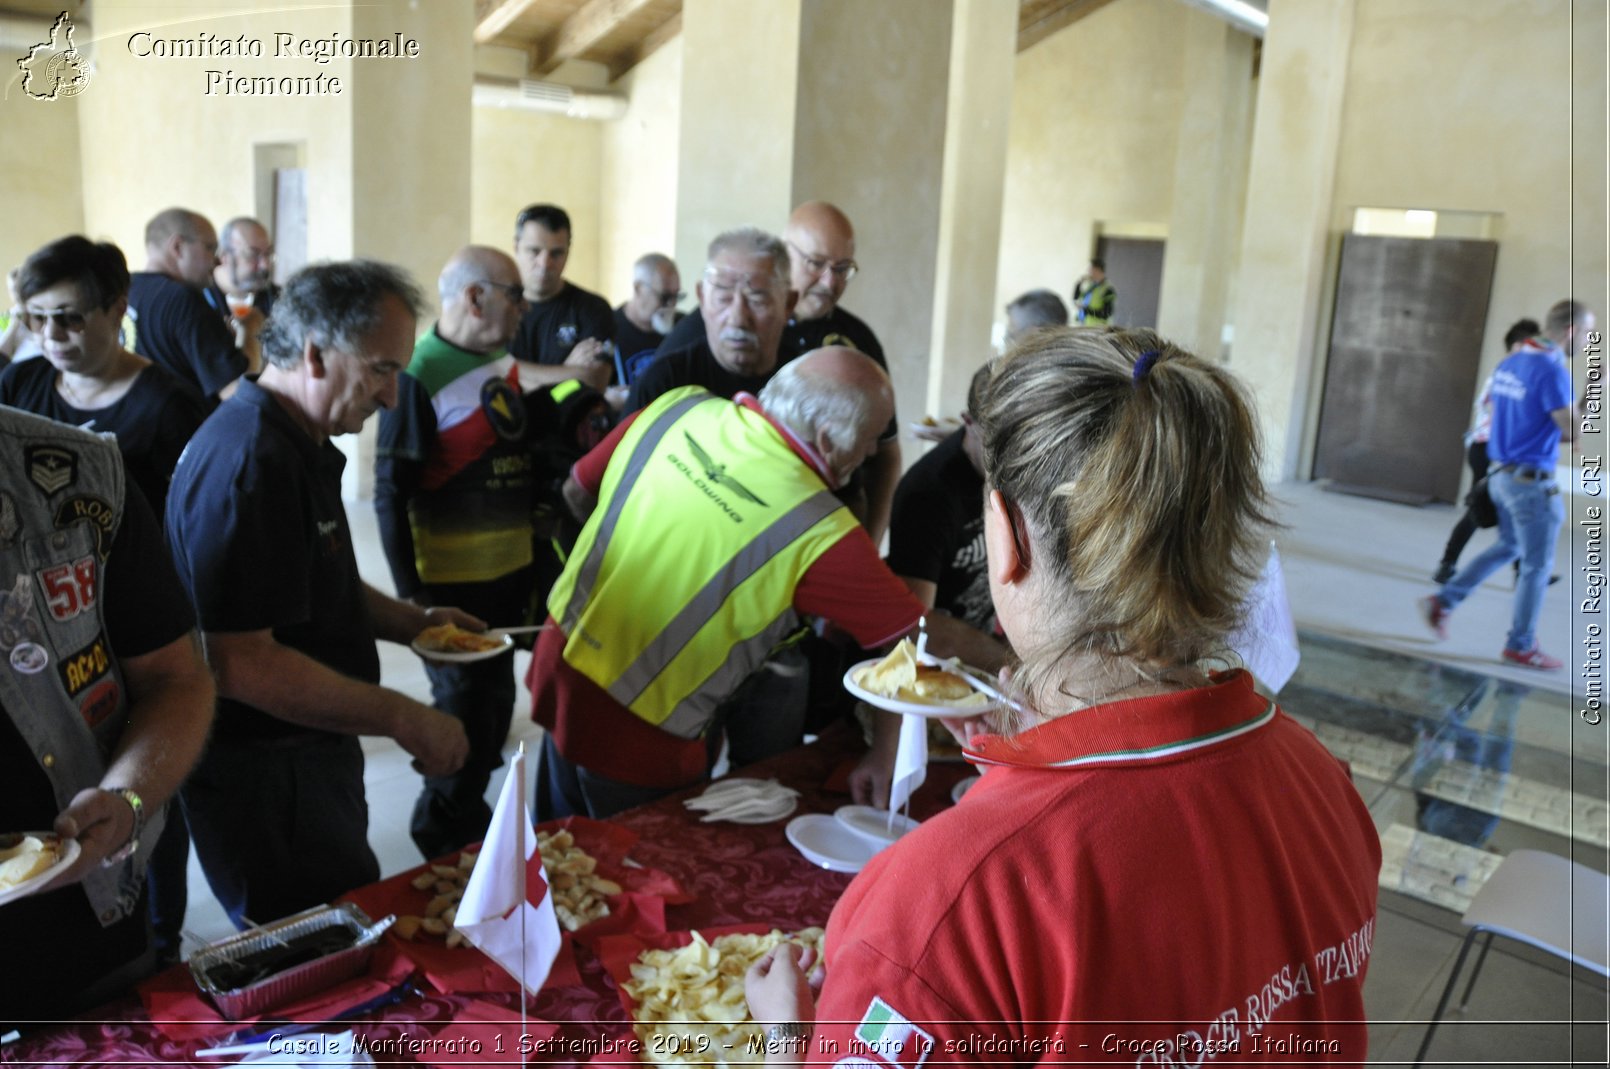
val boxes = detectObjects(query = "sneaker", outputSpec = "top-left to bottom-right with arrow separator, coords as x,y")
1432,562 -> 1455,584
1501,646 -> 1564,670
1418,596 -> 1449,640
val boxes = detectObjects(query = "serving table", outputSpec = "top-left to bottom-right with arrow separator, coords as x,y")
2,723 -> 970,1067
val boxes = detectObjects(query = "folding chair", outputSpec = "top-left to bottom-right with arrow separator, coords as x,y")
1412,849 -> 1609,1067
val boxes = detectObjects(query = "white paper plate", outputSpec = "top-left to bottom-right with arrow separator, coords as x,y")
410,631 -> 515,663
834,805 -> 918,846
0,833 -> 80,906
843,660 -> 997,719
785,814 -> 881,873
950,775 -> 981,804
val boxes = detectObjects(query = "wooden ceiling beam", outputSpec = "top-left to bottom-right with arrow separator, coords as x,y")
606,10 -> 681,82
474,0 -> 541,45
1018,0 -> 1121,52
532,0 -> 663,76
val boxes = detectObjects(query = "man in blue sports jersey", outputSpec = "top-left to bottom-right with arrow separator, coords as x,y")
1421,299 -> 1594,669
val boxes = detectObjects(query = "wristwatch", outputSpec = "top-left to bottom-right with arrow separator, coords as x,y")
765,1022 -> 812,1047
101,787 -> 146,866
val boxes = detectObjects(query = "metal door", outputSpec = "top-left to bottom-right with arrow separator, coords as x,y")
1312,234 -> 1498,504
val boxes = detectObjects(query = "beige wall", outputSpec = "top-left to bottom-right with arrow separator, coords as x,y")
674,0 -> 801,284
1333,0 -> 1608,386
995,0 -> 1190,323
78,0 -> 357,268
0,93 -> 84,273
792,0 -> 953,423
349,0 -> 473,316
598,36 -> 683,306
472,105 -> 606,294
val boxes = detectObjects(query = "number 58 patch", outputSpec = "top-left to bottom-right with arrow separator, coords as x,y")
37,556 -> 96,622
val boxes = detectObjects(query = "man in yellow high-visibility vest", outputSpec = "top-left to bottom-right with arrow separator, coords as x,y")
526,347 -> 994,818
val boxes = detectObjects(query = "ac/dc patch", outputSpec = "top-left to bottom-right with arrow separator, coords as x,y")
25,445 -> 78,497
58,631 -> 111,698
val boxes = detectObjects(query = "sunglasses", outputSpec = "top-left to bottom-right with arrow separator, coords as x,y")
21,307 -> 93,333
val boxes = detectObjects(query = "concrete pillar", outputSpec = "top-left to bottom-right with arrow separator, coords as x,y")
671,0 -> 1014,434
673,0 -> 802,283
340,1 -> 475,499
1229,0 -> 1356,480
790,0 -> 952,423
1156,10 -> 1256,361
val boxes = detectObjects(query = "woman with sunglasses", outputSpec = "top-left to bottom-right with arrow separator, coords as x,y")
1,236 -> 205,522
746,329 -> 1381,1063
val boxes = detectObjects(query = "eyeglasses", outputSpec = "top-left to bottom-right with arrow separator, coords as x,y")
788,241 -> 858,281
181,235 -> 220,257
21,306 -> 92,333
476,279 -> 527,304
702,271 -> 780,312
653,289 -> 684,307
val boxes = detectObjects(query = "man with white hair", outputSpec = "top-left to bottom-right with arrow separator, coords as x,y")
375,246 -> 538,857
527,347 -> 992,819
652,204 -> 902,541
614,252 -> 683,364
624,228 -> 797,412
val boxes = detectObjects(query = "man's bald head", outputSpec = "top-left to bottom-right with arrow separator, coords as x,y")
438,245 -> 525,353
783,201 -> 858,322
759,346 -> 892,486
144,207 -> 218,288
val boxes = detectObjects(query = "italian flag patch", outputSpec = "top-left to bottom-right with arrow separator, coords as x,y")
854,997 -> 934,1069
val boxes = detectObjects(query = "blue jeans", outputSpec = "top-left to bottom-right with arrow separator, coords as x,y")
1437,468 -> 1563,652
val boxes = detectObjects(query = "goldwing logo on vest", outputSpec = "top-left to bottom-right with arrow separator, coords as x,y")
25,445 -> 77,497
683,432 -> 768,506
480,376 -> 528,441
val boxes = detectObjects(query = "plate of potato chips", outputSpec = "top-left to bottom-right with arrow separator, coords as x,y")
598,925 -> 826,1067
0,831 -> 78,906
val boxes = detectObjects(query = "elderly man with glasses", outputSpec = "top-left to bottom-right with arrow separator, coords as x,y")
205,216 -> 279,324
374,246 -> 542,858
649,202 -> 900,543
127,207 -> 252,405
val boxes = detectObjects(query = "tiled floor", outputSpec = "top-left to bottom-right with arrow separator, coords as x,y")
171,476 -> 1608,1064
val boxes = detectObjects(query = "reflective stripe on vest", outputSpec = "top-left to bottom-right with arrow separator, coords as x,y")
548,388 -> 856,738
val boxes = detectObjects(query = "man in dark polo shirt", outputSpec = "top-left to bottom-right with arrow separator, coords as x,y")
126,207 -> 256,404
166,260 -> 472,927
509,203 -> 614,394
650,202 -> 900,541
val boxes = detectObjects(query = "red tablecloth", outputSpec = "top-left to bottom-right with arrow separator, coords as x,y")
2,724 -> 969,1067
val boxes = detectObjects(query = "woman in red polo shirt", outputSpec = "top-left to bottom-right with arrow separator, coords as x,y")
747,328 -> 1381,1065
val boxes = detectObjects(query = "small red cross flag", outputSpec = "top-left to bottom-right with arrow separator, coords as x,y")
454,746 -> 562,995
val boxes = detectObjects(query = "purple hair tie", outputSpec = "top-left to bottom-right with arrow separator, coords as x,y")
1132,350 -> 1160,384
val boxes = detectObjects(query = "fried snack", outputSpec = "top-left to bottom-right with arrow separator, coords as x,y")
624,928 -> 826,1067
394,834 -> 620,943
855,639 -> 990,708
0,834 -> 58,890
414,623 -> 505,654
